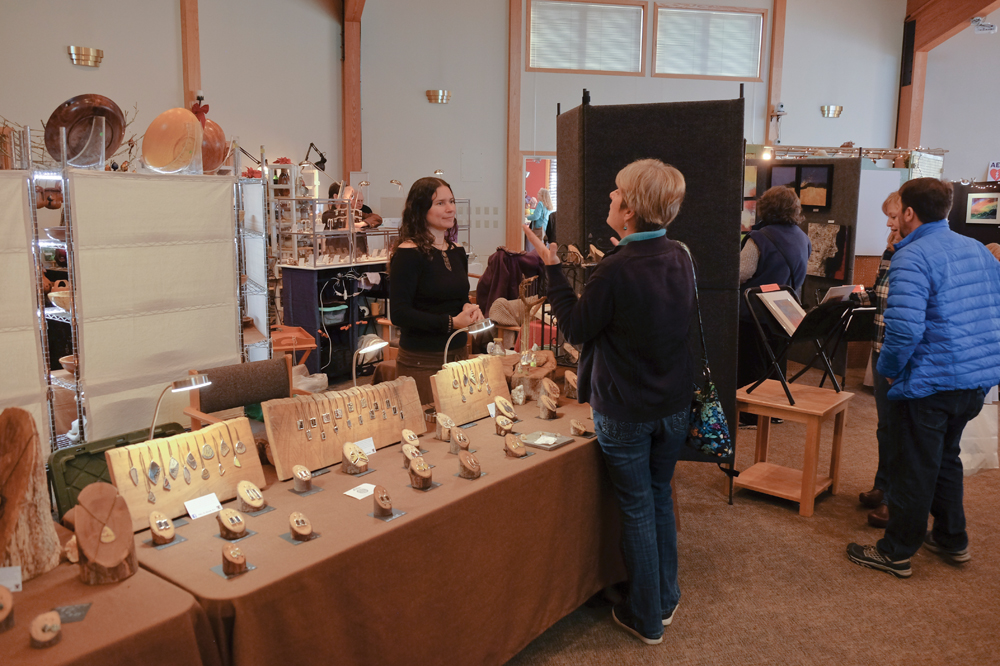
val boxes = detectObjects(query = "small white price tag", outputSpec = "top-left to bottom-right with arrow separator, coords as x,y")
535,434 -> 557,445
185,493 -> 223,520
0,566 -> 23,592
355,436 -> 376,456
487,403 -> 496,418
344,483 -> 376,500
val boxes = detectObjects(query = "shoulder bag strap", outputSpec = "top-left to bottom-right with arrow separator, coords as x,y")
677,242 -> 710,383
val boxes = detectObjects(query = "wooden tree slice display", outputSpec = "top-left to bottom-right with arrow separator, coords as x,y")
147,511 -> 175,545
373,485 -> 393,517
539,395 -> 558,420
570,419 -> 588,436
0,584 -> 13,633
0,408 -> 61,582
262,378 -> 425,480
495,416 -> 514,436
401,429 -> 420,448
458,451 -> 482,479
504,434 -> 528,458
342,443 -> 369,475
430,355 -> 511,426
435,413 -> 454,442
74,482 -> 138,585
221,543 -> 247,575
291,465 -> 312,493
29,611 -> 61,649
542,377 -> 561,399
507,350 -> 557,401
217,509 -> 247,540
494,396 -> 517,420
563,371 -> 578,400
401,444 -> 422,470
236,480 -> 266,513
408,457 -> 433,489
105,418 -> 265,533
288,512 -> 313,541
449,429 -> 470,455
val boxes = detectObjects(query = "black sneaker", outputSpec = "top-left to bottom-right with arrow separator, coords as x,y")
611,604 -> 663,645
923,533 -> 971,563
662,603 -> 679,626
847,543 -> 911,578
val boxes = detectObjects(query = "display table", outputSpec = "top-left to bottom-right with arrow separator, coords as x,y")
734,379 -> 853,516
0,562 -> 221,666
135,400 -> 622,666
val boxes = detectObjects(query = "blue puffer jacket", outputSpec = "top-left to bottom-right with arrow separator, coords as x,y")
876,219 -> 1000,400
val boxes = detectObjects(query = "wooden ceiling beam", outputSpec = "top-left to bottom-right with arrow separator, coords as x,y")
345,0 -> 366,23
179,0 -> 201,111
908,0 -> 1000,52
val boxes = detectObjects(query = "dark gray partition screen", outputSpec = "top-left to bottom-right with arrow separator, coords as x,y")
557,97 -> 744,467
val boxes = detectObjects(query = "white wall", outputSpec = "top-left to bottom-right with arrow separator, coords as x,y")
780,0 -> 906,148
0,0 -> 343,181
361,0 -> 510,256
922,9 -> 1000,181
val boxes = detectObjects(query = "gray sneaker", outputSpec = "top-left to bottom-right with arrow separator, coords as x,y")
923,533 -> 971,563
847,543 -> 912,578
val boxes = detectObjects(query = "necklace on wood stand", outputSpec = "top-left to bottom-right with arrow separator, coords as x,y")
222,422 -> 243,468
197,435 -> 210,480
140,452 -> 155,504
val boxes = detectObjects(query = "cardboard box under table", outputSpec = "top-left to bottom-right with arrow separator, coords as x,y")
133,400 -> 622,666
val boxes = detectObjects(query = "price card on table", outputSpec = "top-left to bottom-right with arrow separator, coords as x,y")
344,483 -> 376,500
355,436 -> 376,456
487,403 -> 496,418
0,566 -> 22,592
185,493 -> 223,520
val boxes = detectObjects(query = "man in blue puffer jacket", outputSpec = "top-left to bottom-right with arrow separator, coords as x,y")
848,177 -> 1000,578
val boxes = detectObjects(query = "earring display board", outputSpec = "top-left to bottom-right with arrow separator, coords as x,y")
105,418 -> 265,533
430,355 -> 511,426
262,377 -> 425,480
68,171 -> 241,441
0,172 -> 49,448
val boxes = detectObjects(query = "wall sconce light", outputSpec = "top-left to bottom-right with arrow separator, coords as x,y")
426,90 -> 452,104
68,46 -> 103,67
433,170 -> 444,176
820,105 -> 843,118
761,147 -> 773,161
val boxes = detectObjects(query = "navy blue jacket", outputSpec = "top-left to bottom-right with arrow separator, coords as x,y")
876,219 -> 1000,400
545,235 -> 695,422
741,222 -> 811,319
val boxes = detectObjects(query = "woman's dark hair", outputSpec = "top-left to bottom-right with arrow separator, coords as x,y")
899,177 -> 953,223
757,186 -> 804,226
397,177 -> 453,256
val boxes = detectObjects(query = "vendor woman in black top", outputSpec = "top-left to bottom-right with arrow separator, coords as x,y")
389,177 -> 484,404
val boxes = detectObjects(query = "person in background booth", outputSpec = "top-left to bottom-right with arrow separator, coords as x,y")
524,159 -> 695,646
526,187 -> 553,241
388,177 -> 483,404
736,186 -> 812,426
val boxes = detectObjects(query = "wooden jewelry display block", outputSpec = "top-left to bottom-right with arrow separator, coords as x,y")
430,355 -> 511,426
262,377 -> 426,480
105,418 -> 265,533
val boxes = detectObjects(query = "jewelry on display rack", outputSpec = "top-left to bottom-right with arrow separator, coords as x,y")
309,395 -> 328,441
201,433 -> 216,460
157,445 -> 171,491
220,430 -> 231,457
127,449 -> 139,486
294,400 -> 312,441
479,358 -> 492,396
451,365 -> 460,390
140,452 -> 155,504
147,445 -> 161,486
167,442 -> 180,480
212,436 -> 226,476
222,421 -> 243,469
333,394 -> 344,422
197,436 -> 210,480
185,440 -> 198,472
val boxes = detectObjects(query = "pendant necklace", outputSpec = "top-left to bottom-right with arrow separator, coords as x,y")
140,452 -> 155,504
127,449 -> 140,486
168,442 -> 180,480
146,445 -> 161,486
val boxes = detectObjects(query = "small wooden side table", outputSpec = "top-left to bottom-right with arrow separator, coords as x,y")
271,325 -> 318,366
734,379 -> 853,517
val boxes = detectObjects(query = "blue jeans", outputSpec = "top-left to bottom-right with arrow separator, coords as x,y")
593,408 -> 687,639
877,388 -> 984,560
871,350 -> 893,505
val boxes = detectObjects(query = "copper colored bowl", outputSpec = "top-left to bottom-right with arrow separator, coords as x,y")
59,354 -> 78,374
142,108 -> 202,173
201,119 -> 228,173
45,94 -> 126,167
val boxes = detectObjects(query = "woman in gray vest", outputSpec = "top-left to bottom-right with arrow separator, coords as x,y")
737,186 -> 811,426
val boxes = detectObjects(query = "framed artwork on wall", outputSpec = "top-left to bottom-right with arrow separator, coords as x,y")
807,222 -> 849,279
767,164 -> 834,211
744,166 -> 758,198
770,166 -> 797,189
966,192 -> 999,224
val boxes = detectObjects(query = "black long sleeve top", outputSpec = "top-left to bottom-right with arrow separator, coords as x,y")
389,246 -> 470,352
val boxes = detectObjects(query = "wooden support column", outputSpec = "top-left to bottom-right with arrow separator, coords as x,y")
180,0 -> 201,110
342,0 -> 365,177
765,0 -> 786,146
896,0 -> 1000,149
505,0 -> 523,251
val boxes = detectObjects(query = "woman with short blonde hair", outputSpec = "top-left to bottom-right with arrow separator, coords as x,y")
613,159 -> 685,231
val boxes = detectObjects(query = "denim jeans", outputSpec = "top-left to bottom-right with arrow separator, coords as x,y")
870,350 -> 894,505
593,407 -> 687,639
877,388 -> 985,561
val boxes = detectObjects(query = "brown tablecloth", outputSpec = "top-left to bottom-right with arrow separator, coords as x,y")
0,561 -> 221,666
135,400 -> 623,666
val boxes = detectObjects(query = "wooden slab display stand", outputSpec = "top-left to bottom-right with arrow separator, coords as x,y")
430,355 -> 511,426
570,419 -> 587,436
541,377 -> 560,399
458,451 -> 482,479
222,543 -> 247,575
401,444 -> 421,470
504,434 -> 528,458
74,483 -> 138,585
105,418 -> 266,533
435,414 -> 454,442
539,395 -> 558,420
408,457 -> 433,489
217,509 -> 248,540
500,350 -> 557,401
0,585 -> 13,633
342,443 -> 369,474
449,429 -> 470,455
236,480 -> 266,513
263,377 -> 426,481
29,611 -> 61,649
292,465 -> 313,493
495,416 -> 514,436
148,512 -> 175,545
563,372 -> 578,400
289,512 -> 313,541
373,485 -> 393,517
0,408 -> 61,582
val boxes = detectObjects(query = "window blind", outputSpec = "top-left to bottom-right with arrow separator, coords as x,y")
529,1 -> 644,73
654,7 -> 762,79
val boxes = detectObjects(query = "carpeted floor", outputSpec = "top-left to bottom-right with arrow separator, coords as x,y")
505,366 -> 1000,666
